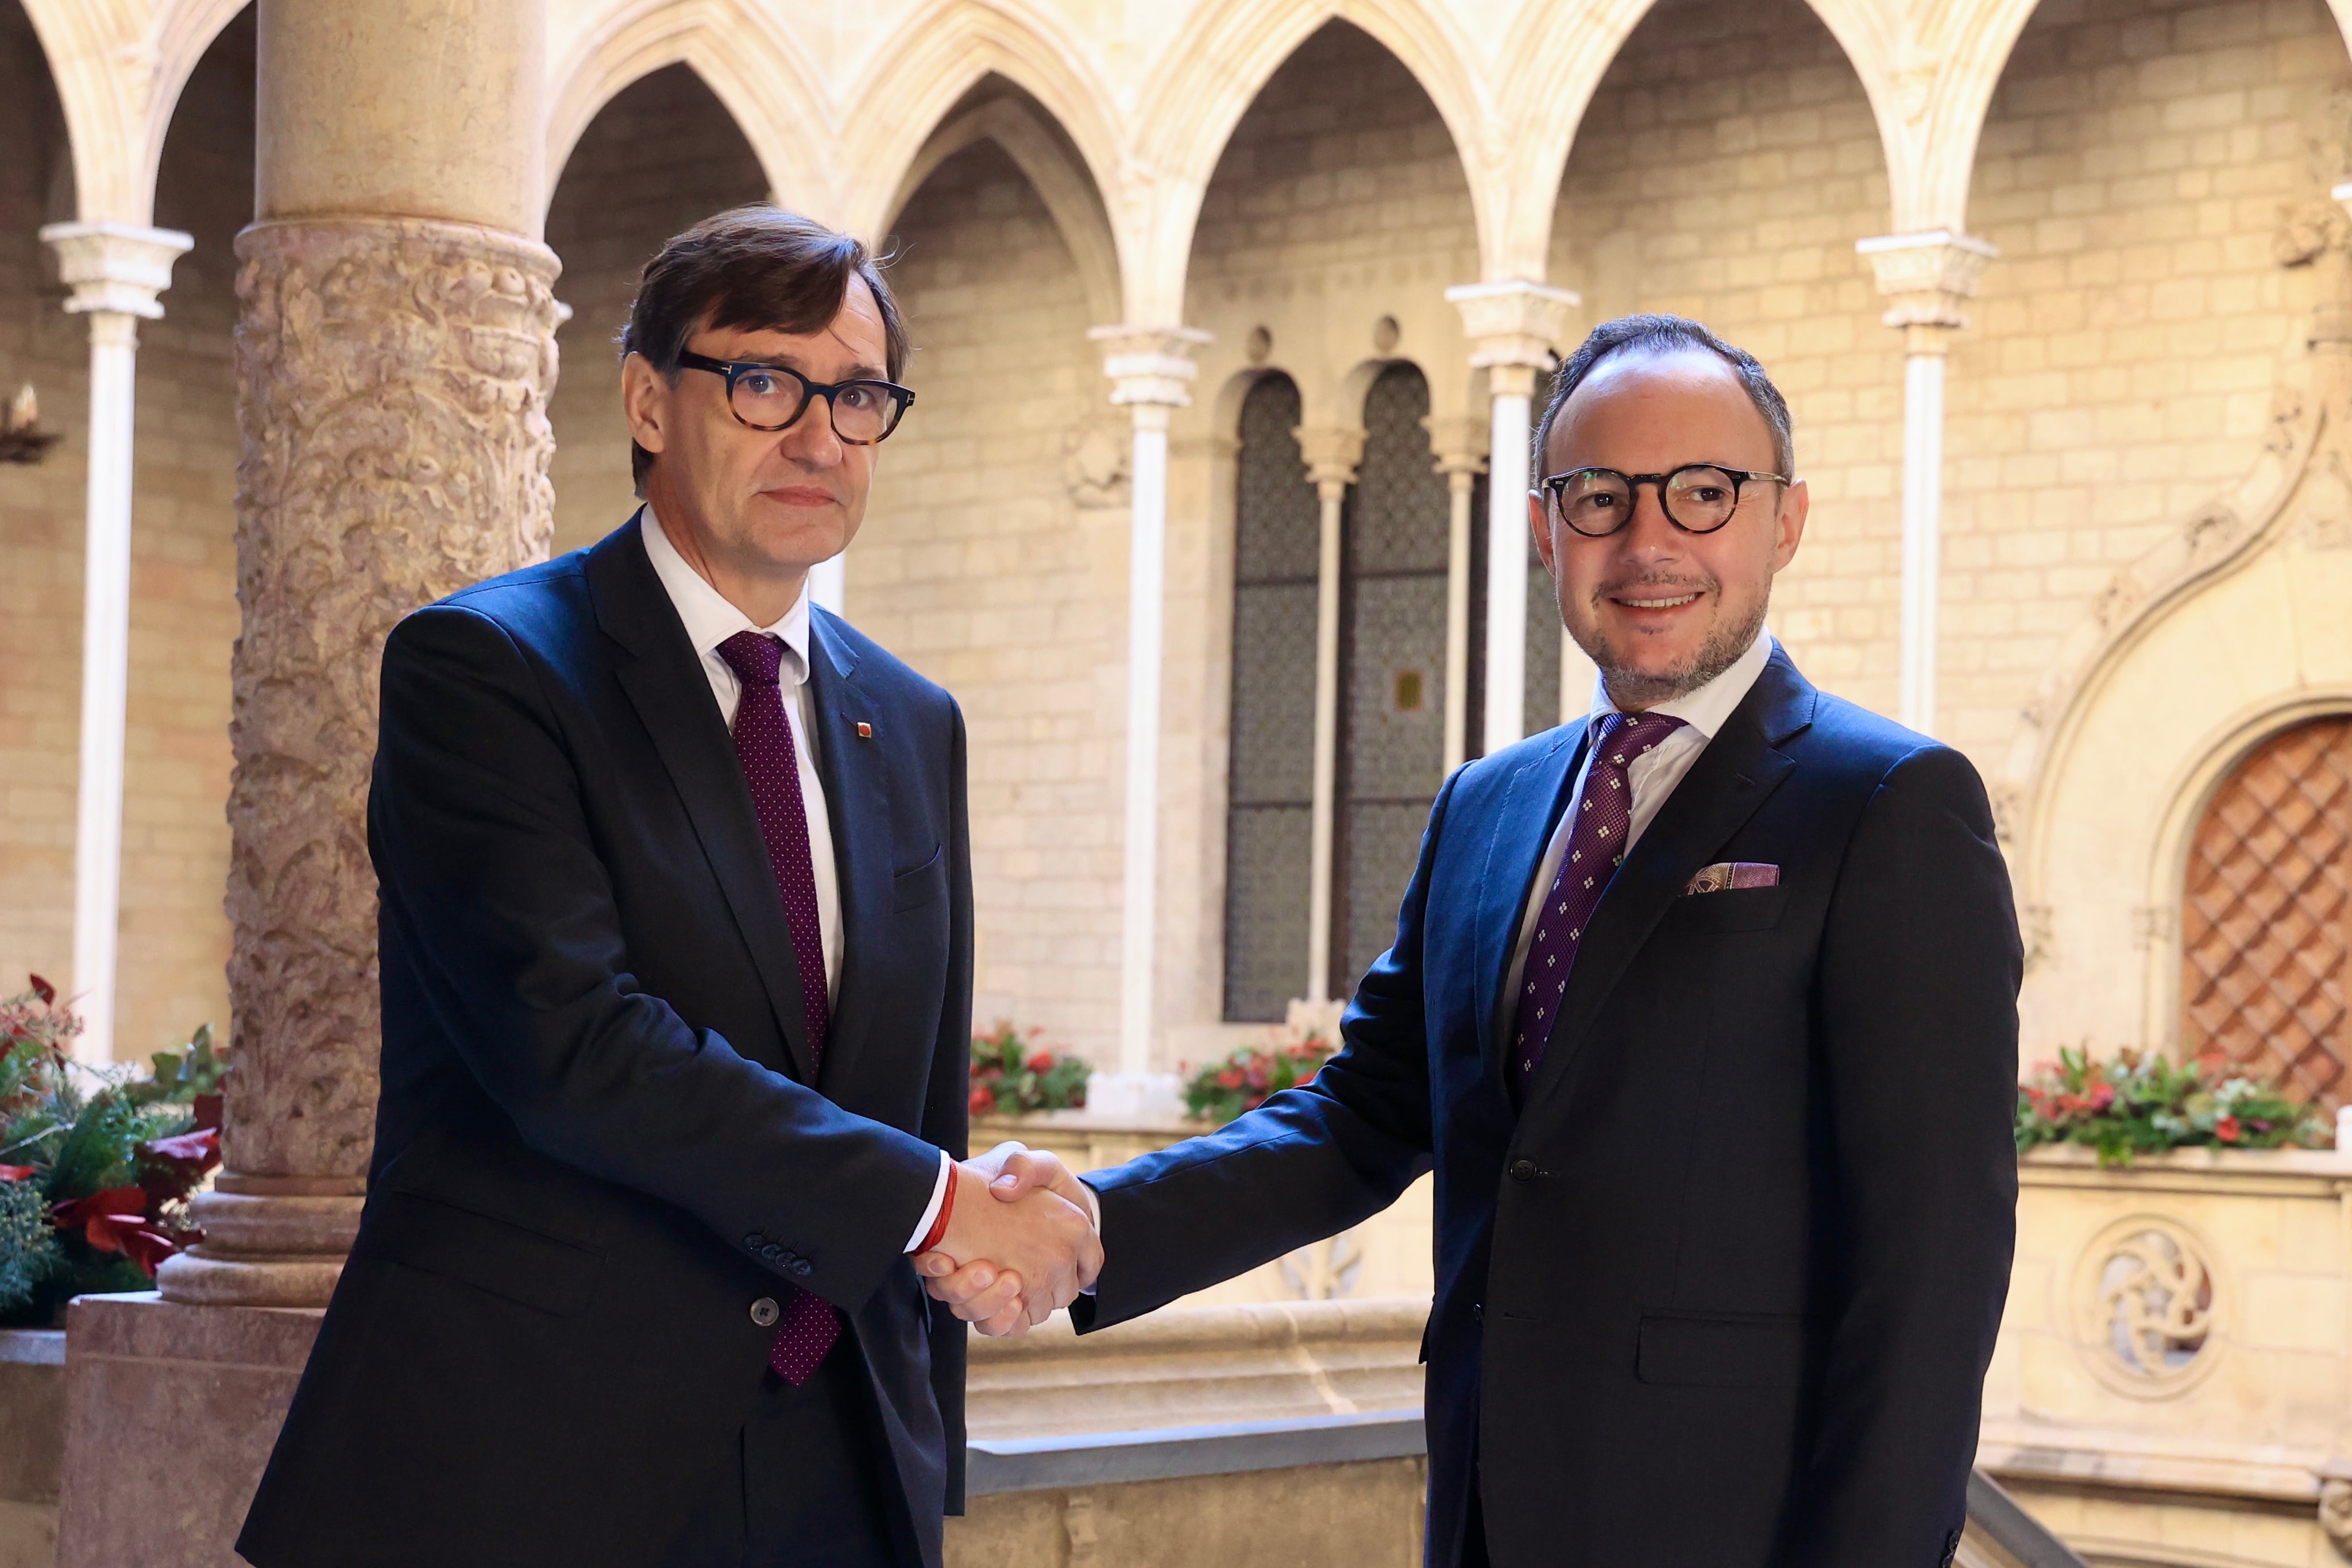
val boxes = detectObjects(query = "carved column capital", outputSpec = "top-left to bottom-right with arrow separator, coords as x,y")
1422,413 -> 1489,480
1857,230 -> 1998,353
159,214 -> 561,1307
1445,280 -> 1580,373
1293,424 -> 1368,501
38,222 -> 192,322
1090,323 -> 1213,414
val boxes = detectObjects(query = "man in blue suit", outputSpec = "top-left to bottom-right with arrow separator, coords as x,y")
931,315 -> 2020,1568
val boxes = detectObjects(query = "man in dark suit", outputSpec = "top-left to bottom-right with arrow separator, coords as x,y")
931,315 -> 2020,1567
238,207 -> 1099,1568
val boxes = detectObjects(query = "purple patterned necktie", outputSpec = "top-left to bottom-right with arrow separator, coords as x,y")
1508,710 -> 1685,1100
716,630 -> 840,1385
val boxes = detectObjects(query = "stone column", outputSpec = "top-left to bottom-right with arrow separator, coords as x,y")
1292,426 -> 1366,1003
1856,231 -> 1996,738
34,224 -> 192,1064
1422,415 -> 1487,773
1445,281 -> 1578,752
1085,325 -> 1208,1118
155,0 -> 560,1311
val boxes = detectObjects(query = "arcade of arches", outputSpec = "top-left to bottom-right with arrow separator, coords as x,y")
5,0 -> 2352,1557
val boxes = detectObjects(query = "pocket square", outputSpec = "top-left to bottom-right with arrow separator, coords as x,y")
1684,862 -> 1779,895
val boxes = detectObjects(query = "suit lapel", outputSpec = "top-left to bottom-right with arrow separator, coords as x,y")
1518,651 -> 1817,1123
1472,720 -> 1589,1079
586,516 -> 819,1084
804,611 -> 894,1096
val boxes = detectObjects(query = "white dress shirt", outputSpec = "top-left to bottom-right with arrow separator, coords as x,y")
640,507 -> 952,1249
1498,627 -> 1776,1018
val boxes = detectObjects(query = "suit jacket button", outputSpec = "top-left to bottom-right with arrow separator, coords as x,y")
1507,1159 -> 1538,1181
750,1297 -> 781,1328
743,1234 -> 764,1253
790,1259 -> 813,1277
1471,1301 -> 1484,1323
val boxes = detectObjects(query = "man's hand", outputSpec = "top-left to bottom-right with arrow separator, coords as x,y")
917,1144 -> 1099,1335
916,1144 -> 1100,1335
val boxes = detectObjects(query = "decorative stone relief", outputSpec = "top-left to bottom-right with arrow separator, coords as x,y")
1063,419 -> 1130,507
2317,1469 -> 2352,1560
223,216 -> 561,1184
2072,1215 -> 2223,1396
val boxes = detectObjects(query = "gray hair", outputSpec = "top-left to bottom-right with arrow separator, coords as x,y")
1531,314 -> 1795,479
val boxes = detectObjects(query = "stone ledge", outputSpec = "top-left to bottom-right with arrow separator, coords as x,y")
2019,1143 -> 2352,1195
968,1408 -> 1424,1494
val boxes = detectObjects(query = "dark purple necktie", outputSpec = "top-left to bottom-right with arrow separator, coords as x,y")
715,630 -> 839,1385
1509,711 -> 1685,1099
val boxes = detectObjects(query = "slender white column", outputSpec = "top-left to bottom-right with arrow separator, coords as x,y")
1087,325 -> 1208,1113
1857,231 -> 1995,739
1422,415 -> 1488,774
38,223 -> 192,1063
1292,428 -> 1365,1003
1897,350 -> 1947,732
1484,370 -> 1535,752
1446,280 -> 1578,755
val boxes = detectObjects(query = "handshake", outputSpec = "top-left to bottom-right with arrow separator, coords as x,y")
913,1142 -> 1099,1336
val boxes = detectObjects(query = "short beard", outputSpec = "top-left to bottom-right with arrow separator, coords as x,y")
1573,577 -> 1767,710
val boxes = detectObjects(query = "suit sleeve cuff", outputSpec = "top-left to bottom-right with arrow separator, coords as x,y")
902,1149 -> 955,1253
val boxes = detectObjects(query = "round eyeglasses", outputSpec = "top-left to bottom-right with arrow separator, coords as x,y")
675,351 -> 916,445
1540,464 -> 1790,537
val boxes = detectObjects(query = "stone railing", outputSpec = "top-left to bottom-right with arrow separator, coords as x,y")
1979,1144 -> 2352,1566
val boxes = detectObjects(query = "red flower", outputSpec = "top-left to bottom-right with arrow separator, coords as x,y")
51,1185 -> 181,1274
2089,1082 -> 2115,1111
1026,1052 -> 1056,1074
2216,1115 -> 2241,1144
28,975 -> 55,1006
191,1092 -> 224,1134
0,1164 -> 33,1183
968,1086 -> 997,1116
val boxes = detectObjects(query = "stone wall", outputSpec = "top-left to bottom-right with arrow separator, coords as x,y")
855,136 -> 1124,1052
1944,0 -> 2352,765
0,7 -> 246,1061
1551,0 -> 1905,717
546,63 -> 771,554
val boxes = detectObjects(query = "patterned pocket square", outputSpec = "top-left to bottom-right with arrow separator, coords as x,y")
1683,862 -> 1780,895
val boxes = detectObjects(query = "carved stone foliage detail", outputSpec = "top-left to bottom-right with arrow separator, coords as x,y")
2319,1473 -> 2352,1559
225,218 -> 560,1180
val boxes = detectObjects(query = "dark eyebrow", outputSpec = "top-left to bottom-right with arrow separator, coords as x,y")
737,354 -> 889,383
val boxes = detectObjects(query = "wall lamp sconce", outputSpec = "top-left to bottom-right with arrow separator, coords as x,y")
1,384 -> 61,465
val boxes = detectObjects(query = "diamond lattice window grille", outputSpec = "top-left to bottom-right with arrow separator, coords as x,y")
2180,716 -> 2351,1108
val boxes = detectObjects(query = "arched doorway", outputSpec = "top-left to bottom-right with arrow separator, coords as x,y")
2181,716 -> 2351,1108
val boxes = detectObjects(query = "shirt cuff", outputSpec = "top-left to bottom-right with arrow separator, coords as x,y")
902,1149 -> 955,1253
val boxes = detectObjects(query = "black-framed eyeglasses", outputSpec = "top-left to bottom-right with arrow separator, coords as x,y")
1539,464 -> 1790,537
674,351 -> 915,445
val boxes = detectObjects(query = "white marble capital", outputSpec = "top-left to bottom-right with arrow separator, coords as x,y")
1444,280 -> 1580,370
39,223 -> 194,320
1090,323 -> 1213,407
1856,230 -> 1998,345
1293,424 -> 1368,498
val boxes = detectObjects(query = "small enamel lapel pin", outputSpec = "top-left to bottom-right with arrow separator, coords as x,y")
856,721 -> 873,739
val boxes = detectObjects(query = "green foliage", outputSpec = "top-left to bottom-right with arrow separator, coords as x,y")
2015,1045 -> 2331,1167
0,1180 -> 61,1319
0,980 -> 225,1327
967,1023 -> 1091,1117
1183,1032 -> 1335,1126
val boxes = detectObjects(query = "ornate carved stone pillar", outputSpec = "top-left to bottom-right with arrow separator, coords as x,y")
1422,415 -> 1488,773
154,0 -> 559,1312
1445,280 -> 1578,752
1292,426 -> 1367,1004
36,223 -> 192,1064
1085,324 -> 1209,1118
1856,230 -> 1997,737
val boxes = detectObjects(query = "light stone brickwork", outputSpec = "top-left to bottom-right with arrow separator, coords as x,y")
0,9 -> 246,1061
855,138 -> 1127,1053
1943,0 -> 2352,764
1551,0 -> 1907,717
546,63 -> 771,553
